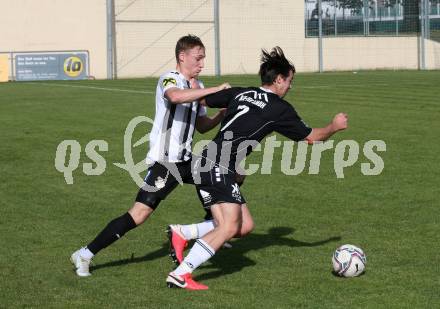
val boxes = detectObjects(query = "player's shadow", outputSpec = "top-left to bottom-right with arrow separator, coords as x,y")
90,227 -> 339,275
194,227 -> 340,281
90,243 -> 169,272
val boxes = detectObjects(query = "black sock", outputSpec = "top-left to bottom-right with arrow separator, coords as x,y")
87,212 -> 137,255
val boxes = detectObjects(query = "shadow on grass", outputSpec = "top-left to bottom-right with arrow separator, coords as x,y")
90,226 -> 340,277
195,227 -> 340,281
331,270 -> 366,278
90,243 -> 169,272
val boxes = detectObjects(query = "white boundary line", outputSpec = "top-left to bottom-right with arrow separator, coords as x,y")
301,83 -> 392,89
27,81 -> 395,92
301,85 -> 331,89
28,82 -> 154,94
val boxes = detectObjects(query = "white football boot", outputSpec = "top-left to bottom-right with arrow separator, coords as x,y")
70,249 -> 92,277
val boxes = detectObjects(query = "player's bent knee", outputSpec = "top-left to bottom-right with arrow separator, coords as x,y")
222,223 -> 241,239
238,222 -> 254,238
237,204 -> 254,237
244,218 -> 255,234
135,188 -> 162,210
129,202 -> 155,225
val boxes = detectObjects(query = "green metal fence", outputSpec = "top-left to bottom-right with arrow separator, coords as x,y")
305,0 -> 440,38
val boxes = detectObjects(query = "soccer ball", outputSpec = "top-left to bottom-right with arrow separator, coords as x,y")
332,244 -> 367,277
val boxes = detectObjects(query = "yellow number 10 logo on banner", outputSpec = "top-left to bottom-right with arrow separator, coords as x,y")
64,56 -> 83,77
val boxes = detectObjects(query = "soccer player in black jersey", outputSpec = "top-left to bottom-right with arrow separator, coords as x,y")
166,47 -> 348,290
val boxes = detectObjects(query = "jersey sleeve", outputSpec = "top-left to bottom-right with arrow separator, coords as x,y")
273,104 -> 312,141
159,72 -> 182,94
194,80 -> 207,116
205,87 -> 242,108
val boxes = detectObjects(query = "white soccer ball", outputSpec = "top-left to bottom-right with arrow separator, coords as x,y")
332,244 -> 367,277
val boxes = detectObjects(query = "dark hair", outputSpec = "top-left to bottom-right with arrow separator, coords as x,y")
175,34 -> 205,63
259,46 -> 295,85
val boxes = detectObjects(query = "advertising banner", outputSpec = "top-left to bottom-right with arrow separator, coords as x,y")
15,52 -> 88,81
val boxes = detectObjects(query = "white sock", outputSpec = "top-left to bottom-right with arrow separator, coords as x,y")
180,220 -> 215,240
173,239 -> 215,275
195,220 -> 216,238
80,247 -> 94,260
180,224 -> 198,240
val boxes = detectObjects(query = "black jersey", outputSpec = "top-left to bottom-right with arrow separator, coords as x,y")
204,86 -> 312,170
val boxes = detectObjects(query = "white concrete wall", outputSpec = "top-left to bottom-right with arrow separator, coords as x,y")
114,0 -> 215,77
218,1 -> 421,73
317,36 -> 420,71
218,0 -> 310,74
0,0 -> 438,79
0,0 -> 108,79
425,38 -> 440,69
113,0 -> 427,76
113,0 -> 317,76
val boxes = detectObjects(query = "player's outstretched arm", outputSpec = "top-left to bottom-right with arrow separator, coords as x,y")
305,113 -> 348,143
196,108 -> 227,133
165,83 -> 230,104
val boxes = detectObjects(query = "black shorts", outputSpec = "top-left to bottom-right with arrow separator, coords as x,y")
196,163 -> 246,210
203,177 -> 245,220
135,161 -> 194,209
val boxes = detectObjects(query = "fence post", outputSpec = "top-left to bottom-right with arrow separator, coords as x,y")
318,0 -> 323,73
363,0 -> 369,36
424,0 -> 430,40
10,52 -> 14,81
419,0 -> 426,70
214,0 -> 221,77
106,0 -> 116,79
334,0 -> 337,36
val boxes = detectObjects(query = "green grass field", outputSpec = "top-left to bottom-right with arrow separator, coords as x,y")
1,71 -> 439,308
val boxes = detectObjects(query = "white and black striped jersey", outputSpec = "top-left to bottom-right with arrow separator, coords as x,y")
146,71 -> 207,163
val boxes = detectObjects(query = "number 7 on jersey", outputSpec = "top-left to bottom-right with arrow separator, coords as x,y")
220,105 -> 250,132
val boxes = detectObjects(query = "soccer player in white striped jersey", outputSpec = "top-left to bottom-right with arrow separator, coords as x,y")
70,35 -> 230,284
